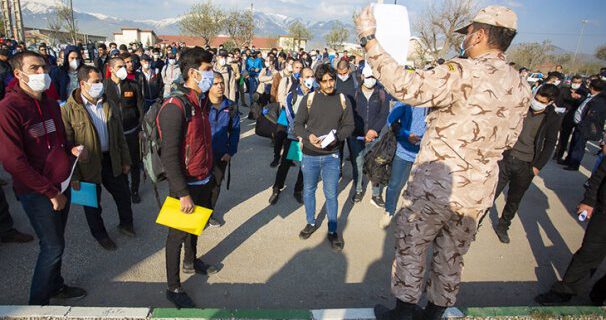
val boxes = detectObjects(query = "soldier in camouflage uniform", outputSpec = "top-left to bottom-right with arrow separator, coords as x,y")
355,5 -> 533,320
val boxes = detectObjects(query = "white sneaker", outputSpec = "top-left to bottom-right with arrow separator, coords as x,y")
379,212 -> 393,229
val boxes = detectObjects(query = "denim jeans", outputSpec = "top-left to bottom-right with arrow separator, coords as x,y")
247,76 -> 259,106
301,154 -> 340,233
18,191 -> 71,305
348,138 -> 382,196
385,155 -> 414,215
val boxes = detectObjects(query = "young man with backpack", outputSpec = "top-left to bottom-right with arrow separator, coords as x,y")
157,47 -> 220,308
208,72 -> 241,227
349,67 -> 389,206
294,64 -> 355,252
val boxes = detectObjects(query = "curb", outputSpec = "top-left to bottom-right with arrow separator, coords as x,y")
1,305 -> 605,319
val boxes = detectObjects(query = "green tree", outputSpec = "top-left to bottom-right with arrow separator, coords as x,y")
225,8 -> 254,48
179,0 -> 225,47
596,45 -> 606,61
324,21 -> 349,50
288,21 -> 311,50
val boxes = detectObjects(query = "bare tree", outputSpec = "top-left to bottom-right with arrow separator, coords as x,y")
55,2 -> 78,44
225,8 -> 254,48
324,21 -> 349,50
596,44 -> 606,61
288,21 -> 312,50
179,1 -> 225,47
413,0 -> 476,61
47,12 -> 65,46
507,41 -> 554,70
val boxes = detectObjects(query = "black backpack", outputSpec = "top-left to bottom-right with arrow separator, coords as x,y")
363,129 -> 397,186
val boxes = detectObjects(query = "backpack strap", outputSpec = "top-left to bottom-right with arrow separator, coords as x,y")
339,93 -> 347,111
156,93 -> 192,140
306,91 -> 316,110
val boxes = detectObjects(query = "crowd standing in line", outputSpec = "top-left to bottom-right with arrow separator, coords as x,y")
0,3 -> 605,313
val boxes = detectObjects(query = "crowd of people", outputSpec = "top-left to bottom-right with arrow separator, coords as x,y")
0,3 -> 605,318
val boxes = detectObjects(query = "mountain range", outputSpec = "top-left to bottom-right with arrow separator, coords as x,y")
19,0 -> 356,46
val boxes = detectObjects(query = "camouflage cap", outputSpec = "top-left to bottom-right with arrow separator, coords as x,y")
455,5 -> 517,34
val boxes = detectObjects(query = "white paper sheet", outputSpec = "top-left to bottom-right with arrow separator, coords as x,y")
320,130 -> 337,149
373,4 -> 411,66
60,146 -> 82,193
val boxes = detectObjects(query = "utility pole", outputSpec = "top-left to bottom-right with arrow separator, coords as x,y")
69,0 -> 76,43
572,19 -> 588,70
1,0 -> 14,39
11,0 -> 24,42
250,3 -> 253,48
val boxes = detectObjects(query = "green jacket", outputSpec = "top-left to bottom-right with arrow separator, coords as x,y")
61,88 -> 131,184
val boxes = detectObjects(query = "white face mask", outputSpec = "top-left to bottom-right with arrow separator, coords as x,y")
554,80 -> 561,86
25,73 -> 51,92
363,77 -> 377,88
218,58 -> 226,67
153,54 -> 160,59
115,67 -> 128,80
530,99 -> 548,112
571,83 -> 581,90
338,74 -> 349,82
168,59 -> 176,65
304,78 -> 315,90
87,82 -> 104,99
286,64 -> 293,73
227,57 -> 233,64
195,69 -> 214,93
69,59 -> 80,70
142,63 -> 150,70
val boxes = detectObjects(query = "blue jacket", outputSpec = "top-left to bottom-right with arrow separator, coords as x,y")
209,98 -> 241,160
246,58 -> 264,77
387,102 -> 427,162
50,45 -> 83,102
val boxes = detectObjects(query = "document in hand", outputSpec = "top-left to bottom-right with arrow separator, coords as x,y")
156,197 -> 213,236
373,3 -> 411,66
70,182 -> 98,208
320,130 -> 337,149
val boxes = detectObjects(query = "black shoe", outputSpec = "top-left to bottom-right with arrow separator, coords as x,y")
270,158 -> 280,168
247,112 -> 255,120
293,192 -> 303,204
193,258 -> 219,275
269,191 -> 280,205
118,224 -> 136,237
563,166 -> 579,171
0,228 -> 34,243
166,288 -> 196,309
495,225 -> 510,244
207,217 -> 222,228
534,290 -> 572,306
371,195 -> 386,208
51,285 -> 87,301
299,224 -> 318,240
328,232 -> 344,252
98,237 -> 117,251
131,192 -> 141,203
423,302 -> 447,320
557,159 -> 568,165
374,299 -> 417,320
351,192 -> 363,203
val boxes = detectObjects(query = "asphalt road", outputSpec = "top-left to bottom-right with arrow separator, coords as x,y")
0,115 -> 604,309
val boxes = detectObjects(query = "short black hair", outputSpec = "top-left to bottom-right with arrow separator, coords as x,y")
471,22 -> 517,51
536,83 -> 559,101
315,63 -> 336,82
519,67 -> 528,72
278,52 -> 287,60
38,43 -> 47,49
98,43 -> 107,50
77,65 -> 100,83
336,60 -> 349,70
571,74 -> 583,82
589,79 -> 606,92
179,46 -> 213,81
109,42 -> 117,47
545,73 -> 562,82
119,44 -> 127,51
9,51 -> 45,71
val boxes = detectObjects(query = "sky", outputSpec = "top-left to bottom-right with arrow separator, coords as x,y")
72,0 -> 606,55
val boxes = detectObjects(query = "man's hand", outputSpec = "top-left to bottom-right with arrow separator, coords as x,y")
355,5 -> 377,39
571,92 -> 582,100
532,167 -> 540,176
309,134 -> 323,148
50,193 -> 67,211
71,145 -> 87,161
365,130 -> 379,143
221,154 -> 231,162
577,203 -> 594,220
122,164 -> 130,175
408,133 -> 421,144
71,180 -> 80,191
179,195 -> 195,214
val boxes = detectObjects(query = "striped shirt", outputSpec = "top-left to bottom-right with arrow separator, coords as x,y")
81,94 -> 109,152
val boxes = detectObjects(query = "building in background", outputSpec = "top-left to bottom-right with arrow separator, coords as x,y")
158,35 -> 279,51
114,28 -> 159,47
24,27 -> 106,46
278,35 -> 307,51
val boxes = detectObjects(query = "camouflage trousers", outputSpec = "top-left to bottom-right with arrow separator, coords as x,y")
392,201 -> 479,307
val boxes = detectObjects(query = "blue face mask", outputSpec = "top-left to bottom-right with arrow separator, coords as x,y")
293,72 -> 300,80
459,32 -> 477,58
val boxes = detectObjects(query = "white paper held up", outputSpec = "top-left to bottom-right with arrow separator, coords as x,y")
372,4 -> 411,66
320,130 -> 337,149
60,146 -> 83,193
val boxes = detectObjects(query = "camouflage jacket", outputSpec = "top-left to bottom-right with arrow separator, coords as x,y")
366,44 -> 532,218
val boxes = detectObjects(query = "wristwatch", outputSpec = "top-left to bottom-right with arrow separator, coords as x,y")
360,34 -> 376,48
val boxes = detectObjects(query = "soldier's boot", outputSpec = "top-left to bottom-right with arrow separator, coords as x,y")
423,302 -> 447,320
374,299 -> 416,320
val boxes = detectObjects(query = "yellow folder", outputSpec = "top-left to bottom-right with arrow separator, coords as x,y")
155,197 -> 213,236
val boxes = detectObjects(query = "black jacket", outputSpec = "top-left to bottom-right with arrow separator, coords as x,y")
351,87 -> 389,137
582,152 -> 606,208
556,86 -> 587,114
103,78 -> 144,133
95,55 -> 109,79
578,93 -> 606,141
140,70 -> 164,102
